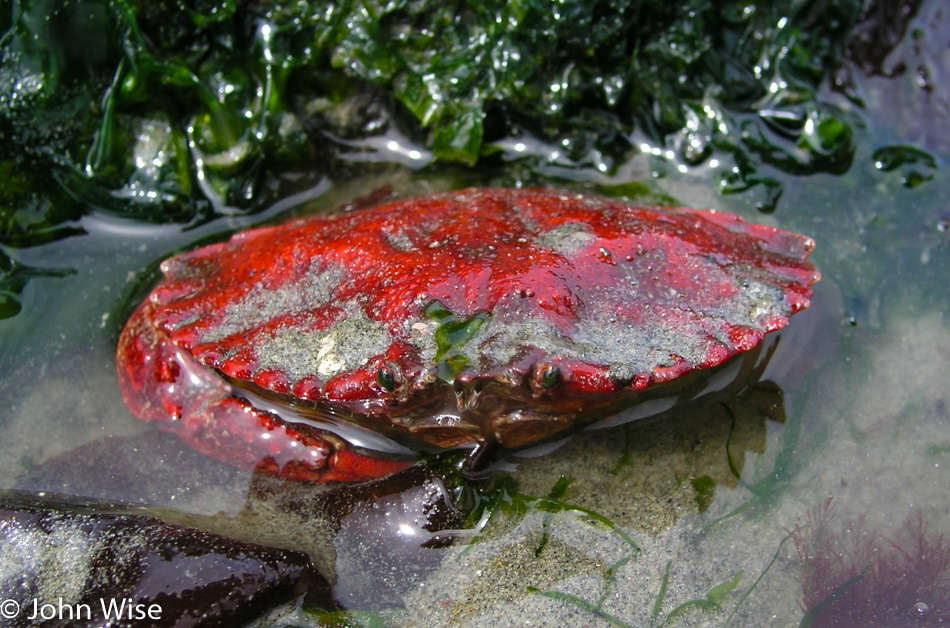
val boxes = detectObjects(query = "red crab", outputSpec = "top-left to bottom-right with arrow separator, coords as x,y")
117,188 -> 819,483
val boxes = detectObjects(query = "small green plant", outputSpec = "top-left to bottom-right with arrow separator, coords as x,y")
423,300 -> 491,381
528,554 -> 637,627
691,475 -> 717,512
707,388 -> 805,528
528,530 -> 794,627
529,558 -> 742,627
535,475 -> 576,557
654,567 -> 743,627
461,474 -> 642,556
300,608 -> 405,627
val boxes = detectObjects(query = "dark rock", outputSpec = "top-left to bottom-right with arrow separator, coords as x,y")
331,472 -> 462,610
0,492 -> 329,627
241,466 -> 466,610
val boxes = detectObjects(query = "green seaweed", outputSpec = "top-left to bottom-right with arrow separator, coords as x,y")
424,300 -> 490,381
597,181 -> 678,207
648,562 -> 743,627
528,586 -> 632,627
928,443 -> 950,456
461,474 -> 641,558
535,475 -> 576,557
707,381 -> 806,527
527,554 -> 638,627
691,475 -> 717,513
527,525 -> 796,626
658,571 -> 743,626
723,532 -> 794,626
0,0 -> 870,317
3,0 -> 865,227
300,608 -> 406,627
530,555 -> 745,627
465,475 -> 783,625
650,560 -> 673,623
873,145 -> 938,188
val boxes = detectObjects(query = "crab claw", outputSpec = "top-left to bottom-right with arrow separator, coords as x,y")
117,301 -> 413,484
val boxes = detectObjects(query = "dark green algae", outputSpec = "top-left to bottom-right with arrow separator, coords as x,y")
0,0 -> 878,320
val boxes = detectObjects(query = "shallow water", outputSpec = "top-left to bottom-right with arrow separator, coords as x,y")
2,2 -> 949,626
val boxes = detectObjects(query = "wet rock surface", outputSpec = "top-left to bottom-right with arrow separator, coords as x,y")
238,467 -> 467,609
0,493 -> 327,627
13,436 -> 468,614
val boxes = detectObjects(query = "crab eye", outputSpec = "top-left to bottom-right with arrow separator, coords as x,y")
540,365 -> 561,390
377,367 -> 397,392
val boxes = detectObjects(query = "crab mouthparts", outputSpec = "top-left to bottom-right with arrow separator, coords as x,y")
453,380 -> 485,412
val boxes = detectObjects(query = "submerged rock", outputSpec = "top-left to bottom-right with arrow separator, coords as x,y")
0,493 -> 327,627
